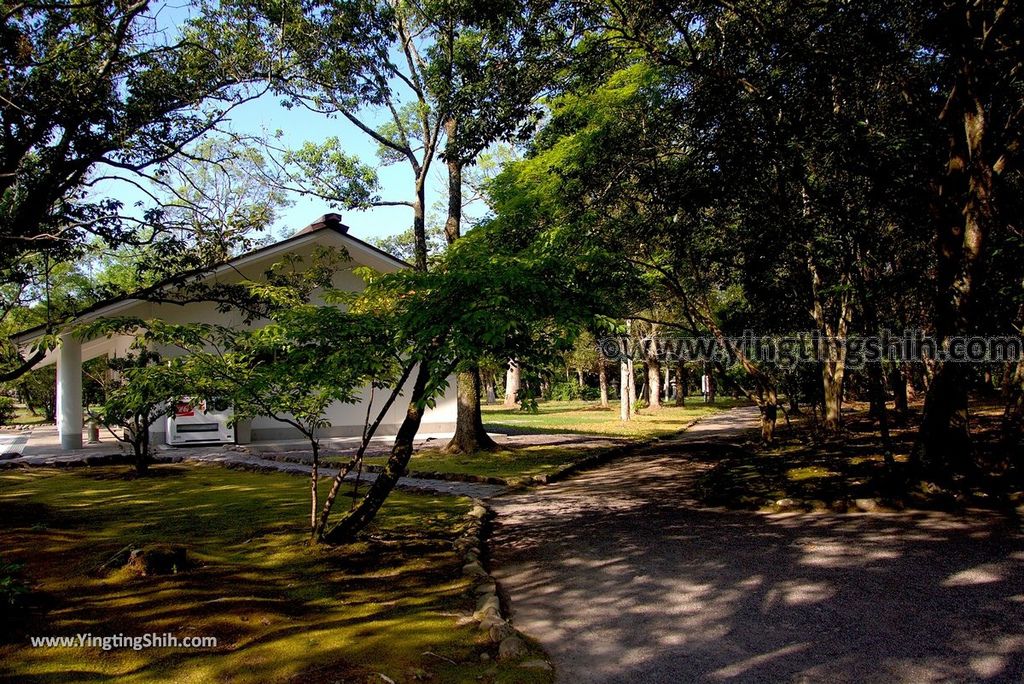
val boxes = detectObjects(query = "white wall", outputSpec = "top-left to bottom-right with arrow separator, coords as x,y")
71,232 -> 457,444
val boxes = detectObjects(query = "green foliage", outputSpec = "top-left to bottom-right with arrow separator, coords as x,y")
0,555 -> 27,608
11,366 -> 55,422
279,137 -> 381,210
1,0 -> 259,300
85,345 -> 188,472
549,381 -> 584,402
0,397 -> 16,425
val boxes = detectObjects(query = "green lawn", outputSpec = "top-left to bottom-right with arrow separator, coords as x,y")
0,465 -> 550,683
7,406 -> 49,426
329,398 -> 746,484
353,445 -> 588,483
481,397 -> 746,438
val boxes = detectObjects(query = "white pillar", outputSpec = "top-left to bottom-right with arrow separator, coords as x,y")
56,333 -> 83,450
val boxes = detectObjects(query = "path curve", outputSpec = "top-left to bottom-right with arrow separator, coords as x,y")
490,407 -> 1024,683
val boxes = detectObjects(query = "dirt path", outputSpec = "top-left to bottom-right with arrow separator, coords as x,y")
490,407 -> 1024,683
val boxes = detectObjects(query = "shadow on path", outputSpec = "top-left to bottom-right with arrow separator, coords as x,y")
490,408 -> 1024,683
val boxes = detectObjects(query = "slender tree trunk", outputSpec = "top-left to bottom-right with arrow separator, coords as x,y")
760,386 -> 778,444
324,363 -> 432,543
891,364 -> 909,416
646,358 -> 662,409
619,359 -> 631,420
309,438 -> 319,537
504,361 -> 520,407
1002,355 -> 1024,443
412,181 -> 427,273
446,369 -> 497,453
577,368 -> 585,387
627,357 -> 637,413
134,423 -> 151,474
674,361 -> 687,406
598,362 -> 609,408
483,371 -> 496,404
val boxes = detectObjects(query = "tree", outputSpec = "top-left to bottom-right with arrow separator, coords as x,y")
1,0 -> 266,381
86,344 -> 186,473
154,137 -> 293,263
912,1 -> 1024,477
150,295 -> 398,537
323,217 -> 627,542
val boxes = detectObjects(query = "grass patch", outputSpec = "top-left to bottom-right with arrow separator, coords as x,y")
7,406 -> 48,426
481,397 -> 745,438
351,445 -> 588,482
327,399 -> 747,483
0,465 -> 550,683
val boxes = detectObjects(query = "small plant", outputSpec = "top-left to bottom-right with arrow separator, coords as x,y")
0,556 -> 27,607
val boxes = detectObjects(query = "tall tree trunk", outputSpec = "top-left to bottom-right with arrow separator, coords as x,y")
598,362 -> 609,408
627,357 -> 637,413
619,359 -> 631,420
646,358 -> 662,409
504,361 -> 520,407
446,369 -> 497,453
324,363 -> 432,543
913,8 -> 1006,476
891,364 -> 909,416
674,361 -> 687,406
576,368 -> 585,387
412,180 -> 427,273
442,143 -> 495,454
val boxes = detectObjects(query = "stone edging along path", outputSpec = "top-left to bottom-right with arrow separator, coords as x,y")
456,499 -> 546,665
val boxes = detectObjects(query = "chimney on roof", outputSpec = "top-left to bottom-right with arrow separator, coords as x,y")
307,213 -> 347,233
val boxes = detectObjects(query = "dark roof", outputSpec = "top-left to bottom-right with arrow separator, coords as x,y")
11,216 -> 410,343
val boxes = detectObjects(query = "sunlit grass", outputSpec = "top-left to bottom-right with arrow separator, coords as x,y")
350,445 -> 585,481
481,397 -> 745,438
0,465 -> 547,683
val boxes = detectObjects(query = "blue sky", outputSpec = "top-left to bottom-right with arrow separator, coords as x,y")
98,0 -> 468,248
99,91 -> 449,247
223,94 -> 433,243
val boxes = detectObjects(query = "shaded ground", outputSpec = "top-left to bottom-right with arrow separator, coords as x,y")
0,465 -> 546,683
698,401 -> 1024,512
490,407 -> 1024,683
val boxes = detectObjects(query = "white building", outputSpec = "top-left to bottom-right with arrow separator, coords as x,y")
11,215 -> 457,450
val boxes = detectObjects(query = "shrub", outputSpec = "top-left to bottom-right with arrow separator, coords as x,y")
550,381 -> 596,401
0,556 -> 27,607
0,396 -> 16,425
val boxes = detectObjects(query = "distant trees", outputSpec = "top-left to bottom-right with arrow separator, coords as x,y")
490,0 -> 1023,472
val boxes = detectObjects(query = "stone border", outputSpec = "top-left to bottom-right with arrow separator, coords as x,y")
456,499 -> 543,666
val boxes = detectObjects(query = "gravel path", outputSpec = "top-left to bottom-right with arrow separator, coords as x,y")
490,407 -> 1024,683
